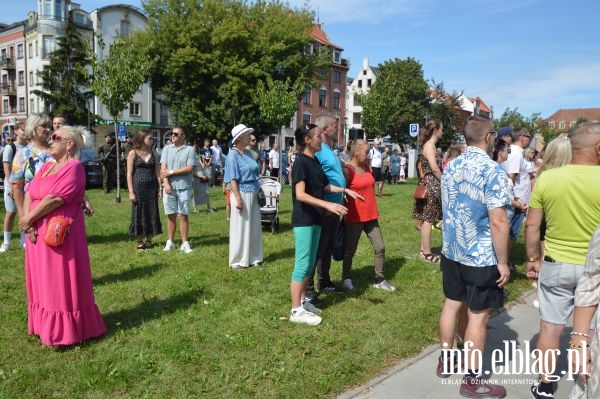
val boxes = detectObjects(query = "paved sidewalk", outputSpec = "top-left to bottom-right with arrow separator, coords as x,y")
339,290 -> 576,399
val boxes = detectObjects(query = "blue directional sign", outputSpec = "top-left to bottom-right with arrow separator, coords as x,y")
117,122 -> 127,140
409,123 -> 419,137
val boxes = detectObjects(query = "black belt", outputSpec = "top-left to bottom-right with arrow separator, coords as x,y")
544,256 -> 556,263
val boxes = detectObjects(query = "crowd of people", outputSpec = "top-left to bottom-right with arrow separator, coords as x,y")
3,112 -> 600,399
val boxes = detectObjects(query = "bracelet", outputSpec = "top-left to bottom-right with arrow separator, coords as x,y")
569,342 -> 587,350
570,331 -> 590,338
527,256 -> 539,262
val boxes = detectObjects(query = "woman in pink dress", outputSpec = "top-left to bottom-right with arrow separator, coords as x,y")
18,125 -> 105,347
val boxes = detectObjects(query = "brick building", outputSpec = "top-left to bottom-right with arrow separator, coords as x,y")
545,108 -> 600,132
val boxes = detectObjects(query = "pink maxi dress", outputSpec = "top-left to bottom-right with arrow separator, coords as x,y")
25,160 -> 106,346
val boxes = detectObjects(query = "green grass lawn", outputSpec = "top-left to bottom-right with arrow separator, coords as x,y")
0,180 -> 533,399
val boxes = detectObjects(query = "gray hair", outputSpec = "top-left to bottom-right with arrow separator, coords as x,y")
24,113 -> 51,140
315,112 -> 337,129
569,122 -> 600,150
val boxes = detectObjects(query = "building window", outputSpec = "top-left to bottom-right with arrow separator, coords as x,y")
120,17 -> 130,37
549,121 -> 555,128
319,69 -> 327,80
570,121 -> 576,127
353,112 -> 361,124
559,121 -> 565,129
55,0 -> 63,19
332,50 -> 341,64
333,70 -> 341,83
42,36 -> 55,58
74,13 -> 85,25
353,96 -> 361,107
357,80 -> 362,88
28,43 -> 33,58
303,86 -> 311,104
319,88 -> 326,107
18,71 -> 24,86
363,70 -> 367,75
30,98 -> 34,113
129,102 -> 141,116
19,97 -> 25,112
29,71 -> 33,85
367,79 -> 372,88
42,0 -> 52,18
333,91 -> 340,109
304,44 -> 314,55
2,100 -> 8,114
17,44 -> 24,59
302,113 -> 311,125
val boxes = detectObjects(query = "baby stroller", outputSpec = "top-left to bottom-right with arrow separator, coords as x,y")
259,176 -> 281,232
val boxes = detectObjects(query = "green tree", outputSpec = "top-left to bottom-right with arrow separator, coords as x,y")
428,80 -> 462,149
494,107 -> 559,144
31,15 -> 93,125
359,57 -> 430,145
88,34 -> 151,202
141,0 -> 326,141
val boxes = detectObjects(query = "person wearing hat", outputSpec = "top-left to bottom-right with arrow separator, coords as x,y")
98,132 -> 118,193
498,126 -> 513,145
223,124 -> 263,269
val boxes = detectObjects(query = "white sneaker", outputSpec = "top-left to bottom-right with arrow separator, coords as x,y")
342,279 -> 354,290
289,309 -> 322,325
372,280 -> 396,292
180,241 -> 192,254
301,299 -> 322,314
163,240 -> 175,251
0,243 -> 9,253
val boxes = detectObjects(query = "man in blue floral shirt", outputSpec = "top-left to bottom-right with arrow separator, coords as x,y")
437,115 -> 511,398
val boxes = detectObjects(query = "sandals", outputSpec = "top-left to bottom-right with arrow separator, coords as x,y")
420,250 -> 440,263
144,241 -> 153,249
137,242 -> 145,252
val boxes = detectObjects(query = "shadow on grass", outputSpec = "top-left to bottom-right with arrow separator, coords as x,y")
94,263 -> 166,285
102,289 -> 202,337
263,246 -> 295,262
87,232 -> 132,244
319,255 -> 406,309
194,232 -> 229,247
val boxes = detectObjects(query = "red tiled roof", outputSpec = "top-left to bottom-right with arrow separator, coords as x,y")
310,24 -> 343,51
469,96 -> 491,113
545,108 -> 600,122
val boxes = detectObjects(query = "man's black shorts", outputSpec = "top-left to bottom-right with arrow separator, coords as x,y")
441,255 -> 504,311
371,167 -> 383,182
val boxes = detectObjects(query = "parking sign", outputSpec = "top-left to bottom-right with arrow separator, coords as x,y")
409,123 -> 419,137
117,123 -> 127,140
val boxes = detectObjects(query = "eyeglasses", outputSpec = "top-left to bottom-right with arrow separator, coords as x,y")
488,130 -> 498,137
50,133 -> 69,142
171,132 -> 180,137
522,135 -> 531,138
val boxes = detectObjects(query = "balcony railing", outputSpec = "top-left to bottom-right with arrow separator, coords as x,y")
0,83 -> 17,96
0,58 -> 16,70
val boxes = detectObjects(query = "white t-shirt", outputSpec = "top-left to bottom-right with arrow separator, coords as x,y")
269,149 -> 280,169
503,144 -> 531,202
370,147 -> 382,168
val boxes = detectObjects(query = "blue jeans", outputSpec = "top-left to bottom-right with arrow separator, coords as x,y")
506,206 -> 526,240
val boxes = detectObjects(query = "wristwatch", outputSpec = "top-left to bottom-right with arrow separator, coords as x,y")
527,256 -> 539,262
169,169 -> 174,176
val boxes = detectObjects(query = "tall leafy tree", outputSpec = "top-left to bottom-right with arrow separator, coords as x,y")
31,15 -> 93,125
428,80 -> 462,149
88,34 -> 151,202
359,57 -> 429,144
141,0 -> 327,141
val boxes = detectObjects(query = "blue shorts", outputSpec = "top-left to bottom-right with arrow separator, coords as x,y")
163,187 -> 191,216
3,180 -> 16,213
506,206 -> 526,240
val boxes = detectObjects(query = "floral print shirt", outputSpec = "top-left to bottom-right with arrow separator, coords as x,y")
441,146 -> 510,267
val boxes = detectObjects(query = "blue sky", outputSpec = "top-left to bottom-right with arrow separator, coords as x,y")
4,0 -> 599,118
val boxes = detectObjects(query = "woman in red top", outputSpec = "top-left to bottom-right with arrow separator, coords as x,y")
342,140 -> 396,292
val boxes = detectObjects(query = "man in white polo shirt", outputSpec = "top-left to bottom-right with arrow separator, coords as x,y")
502,127 -> 531,262
369,138 -> 384,196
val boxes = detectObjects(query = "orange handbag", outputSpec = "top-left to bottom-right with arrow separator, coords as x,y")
44,215 -> 72,247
